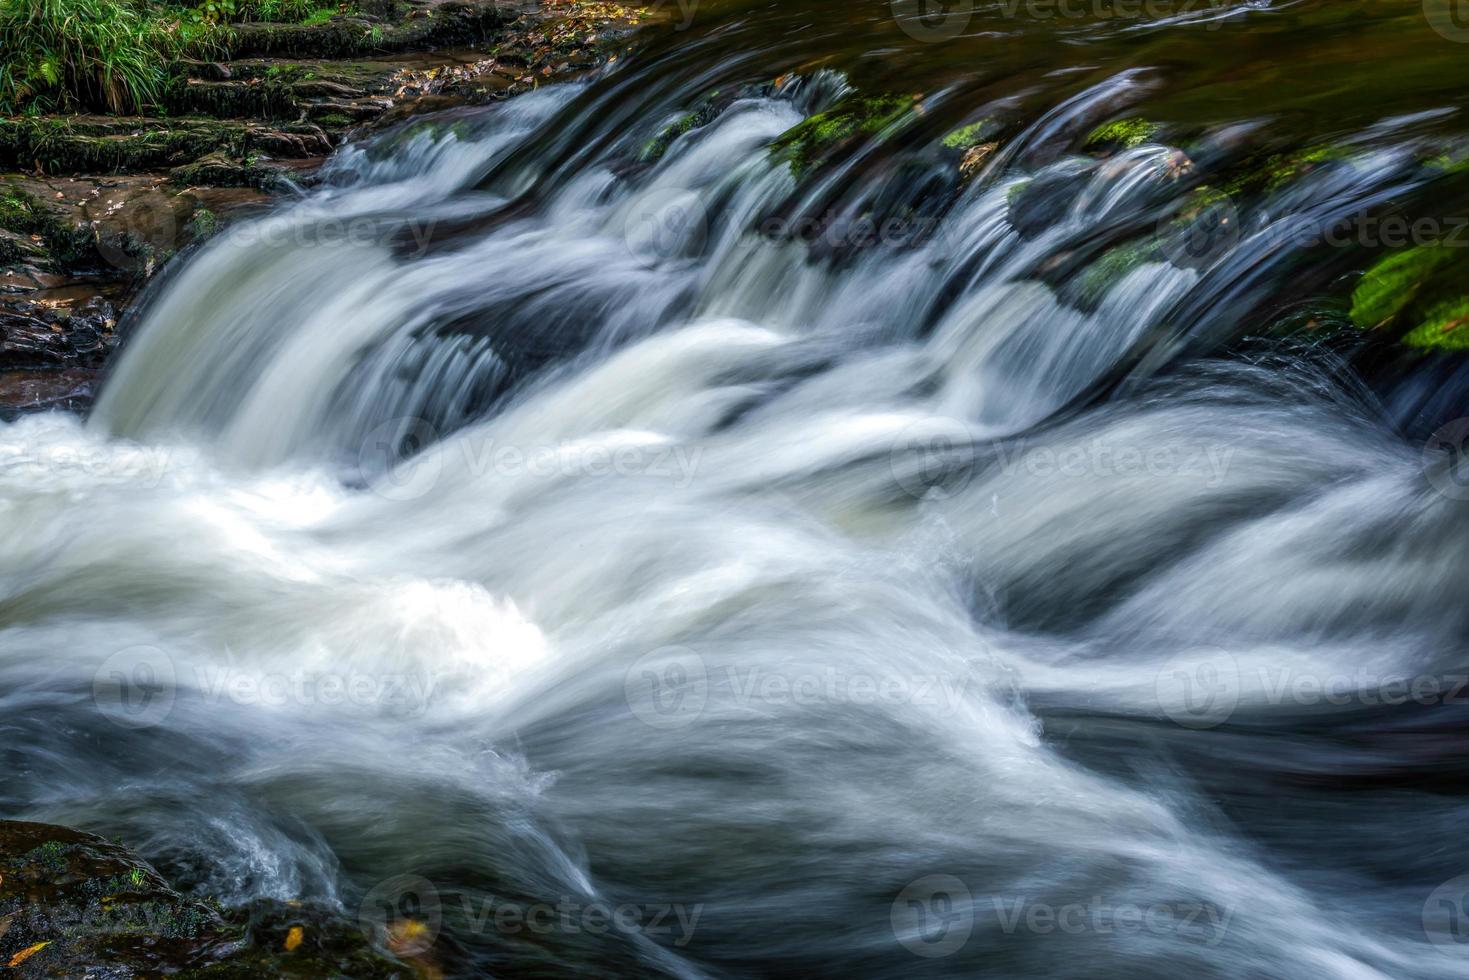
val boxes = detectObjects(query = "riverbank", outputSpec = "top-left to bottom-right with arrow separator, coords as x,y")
0,0 -> 648,415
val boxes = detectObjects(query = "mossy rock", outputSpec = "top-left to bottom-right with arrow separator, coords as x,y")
1084,117 -> 1159,153
941,117 -> 997,152
0,117 -> 333,174
0,183 -> 96,268
640,90 -> 733,164
171,150 -> 291,190
0,820 -> 410,978
1348,244 -> 1469,350
769,93 -> 918,177
1071,236 -> 1163,309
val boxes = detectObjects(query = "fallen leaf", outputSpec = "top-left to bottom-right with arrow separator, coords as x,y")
284,925 -> 304,951
387,918 -> 433,957
7,942 -> 49,967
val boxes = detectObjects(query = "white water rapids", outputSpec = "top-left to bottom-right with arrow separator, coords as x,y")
4,68 -> 1469,978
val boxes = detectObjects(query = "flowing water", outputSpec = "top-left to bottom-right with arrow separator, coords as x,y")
6,1 -> 1469,976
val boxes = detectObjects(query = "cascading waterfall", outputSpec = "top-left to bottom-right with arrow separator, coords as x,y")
5,4 -> 1469,976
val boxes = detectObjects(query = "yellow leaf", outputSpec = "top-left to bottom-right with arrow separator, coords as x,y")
7,941 -> 49,967
283,925 -> 304,951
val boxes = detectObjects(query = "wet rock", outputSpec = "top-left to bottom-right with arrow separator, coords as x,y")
171,151 -> 294,190
770,93 -> 919,177
0,821 -> 411,978
1084,117 -> 1160,154
0,367 -> 98,417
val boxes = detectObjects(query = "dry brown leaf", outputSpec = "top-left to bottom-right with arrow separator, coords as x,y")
7,942 -> 50,968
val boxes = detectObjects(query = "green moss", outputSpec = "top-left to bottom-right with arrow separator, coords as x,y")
1349,245 -> 1456,329
941,118 -> 994,151
1263,143 -> 1347,191
22,840 -> 72,873
1084,117 -> 1158,152
1401,296 -> 1469,350
314,110 -> 355,127
770,93 -> 915,177
185,207 -> 220,239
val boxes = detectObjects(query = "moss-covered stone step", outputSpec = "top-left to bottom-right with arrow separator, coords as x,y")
0,117 -> 334,174
168,57 -> 410,121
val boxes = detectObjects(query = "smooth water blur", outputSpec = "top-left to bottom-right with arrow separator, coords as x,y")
6,1 -> 1469,977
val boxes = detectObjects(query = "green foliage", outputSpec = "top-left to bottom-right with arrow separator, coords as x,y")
1347,244 -> 1469,350
1084,117 -> 1158,152
1401,296 -> 1469,350
0,0 -> 203,113
190,0 -> 235,24
238,0 -> 319,21
1348,245 -> 1455,329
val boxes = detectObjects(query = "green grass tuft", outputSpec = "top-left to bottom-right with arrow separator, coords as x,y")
0,0 -> 219,114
